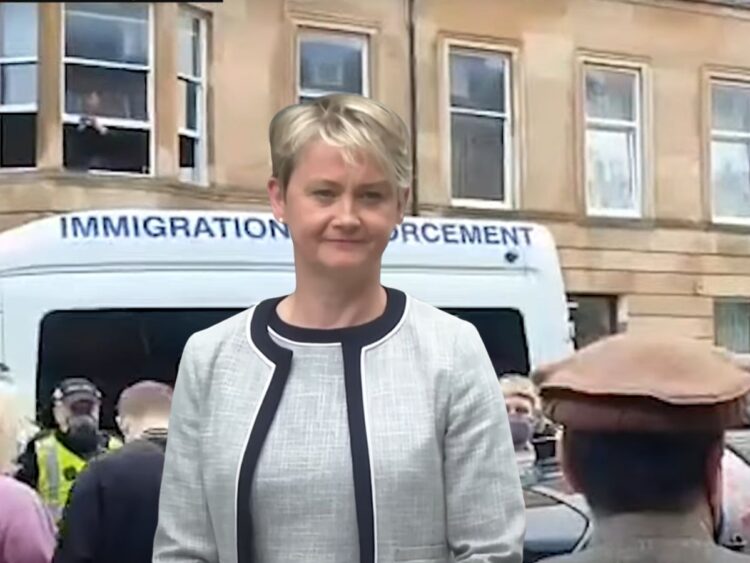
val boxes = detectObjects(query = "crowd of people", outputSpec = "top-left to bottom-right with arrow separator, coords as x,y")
0,94 -> 749,563
0,378 -> 172,563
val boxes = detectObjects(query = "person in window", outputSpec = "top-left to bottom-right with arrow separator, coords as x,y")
53,381 -> 172,563
534,334 -> 750,563
0,388 -> 56,563
153,94 -> 525,563
499,375 -> 540,482
15,378 -> 121,524
69,91 -> 109,171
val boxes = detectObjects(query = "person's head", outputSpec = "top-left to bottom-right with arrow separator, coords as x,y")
535,334 -> 750,533
83,90 -> 101,114
499,375 -> 541,449
0,389 -> 23,474
52,378 -> 102,448
267,94 -> 411,285
115,380 -> 173,442
561,430 -> 723,517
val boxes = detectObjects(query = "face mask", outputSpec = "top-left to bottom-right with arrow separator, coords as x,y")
65,415 -> 99,454
508,415 -> 534,448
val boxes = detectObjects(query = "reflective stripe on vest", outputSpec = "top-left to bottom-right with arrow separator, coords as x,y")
35,434 -> 121,522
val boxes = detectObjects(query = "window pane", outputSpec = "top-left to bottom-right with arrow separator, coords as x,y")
713,83 -> 750,133
586,127 -> 637,212
715,302 -> 750,354
179,12 -> 201,77
712,139 -> 750,219
299,33 -> 364,94
585,67 -> 637,121
0,112 -> 35,167
450,50 -> 506,113
451,113 -> 505,201
65,64 -> 147,120
0,3 -> 37,58
1,63 -> 36,105
38,309 -> 241,428
65,3 -> 149,66
179,134 -> 195,168
178,79 -> 198,131
442,308 -> 529,376
64,124 -> 149,174
569,295 -> 618,349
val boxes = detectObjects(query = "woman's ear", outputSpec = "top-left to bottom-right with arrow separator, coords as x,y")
268,177 -> 286,222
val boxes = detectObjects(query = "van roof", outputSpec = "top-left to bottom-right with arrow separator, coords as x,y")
0,209 -> 560,276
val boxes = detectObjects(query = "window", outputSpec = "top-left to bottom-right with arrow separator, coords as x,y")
449,47 -> 512,205
443,308 -> 530,376
568,294 -> 619,349
584,64 -> 643,216
711,80 -> 750,222
297,30 -> 368,102
37,308 -> 241,428
62,3 -> 151,174
0,3 -> 37,168
715,301 -> 750,353
178,9 -> 207,184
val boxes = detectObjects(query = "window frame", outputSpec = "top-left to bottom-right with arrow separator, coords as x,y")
709,76 -> 750,226
60,2 -> 155,177
295,26 -> 370,102
177,7 -> 208,186
444,39 -> 517,210
0,2 -> 38,171
582,61 -> 645,219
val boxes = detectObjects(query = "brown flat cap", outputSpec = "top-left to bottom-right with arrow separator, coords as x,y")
534,334 -> 750,433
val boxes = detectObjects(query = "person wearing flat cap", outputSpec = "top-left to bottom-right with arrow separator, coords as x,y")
533,334 -> 750,563
15,377 -> 121,523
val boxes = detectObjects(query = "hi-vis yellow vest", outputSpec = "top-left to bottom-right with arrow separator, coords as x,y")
35,432 -> 121,522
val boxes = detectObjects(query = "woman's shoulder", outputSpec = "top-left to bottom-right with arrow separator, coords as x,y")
0,475 -> 45,510
185,306 -> 256,353
404,294 -> 473,334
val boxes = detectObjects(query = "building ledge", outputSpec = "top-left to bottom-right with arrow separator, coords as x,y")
0,169 -> 267,206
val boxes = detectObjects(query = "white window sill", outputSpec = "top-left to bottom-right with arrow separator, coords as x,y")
451,197 -> 513,211
712,215 -> 750,227
586,208 -> 643,220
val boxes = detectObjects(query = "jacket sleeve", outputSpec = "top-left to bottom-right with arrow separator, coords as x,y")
153,335 -> 219,563
52,464 -> 101,563
444,322 -> 525,563
1,484 -> 56,563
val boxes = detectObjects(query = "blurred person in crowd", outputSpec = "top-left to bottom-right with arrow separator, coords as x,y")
0,388 -> 56,563
53,380 -> 172,563
153,94 -> 524,563
16,378 -> 121,523
534,334 -> 750,563
500,375 -> 541,479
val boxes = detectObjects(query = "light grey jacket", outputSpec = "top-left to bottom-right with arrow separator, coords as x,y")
153,289 -> 525,563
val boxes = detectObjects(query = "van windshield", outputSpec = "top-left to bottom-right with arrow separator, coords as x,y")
37,307 -> 529,428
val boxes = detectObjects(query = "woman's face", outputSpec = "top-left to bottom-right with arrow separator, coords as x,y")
269,139 -> 407,279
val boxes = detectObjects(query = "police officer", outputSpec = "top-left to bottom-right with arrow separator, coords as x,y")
15,377 -> 121,522
534,334 -> 750,563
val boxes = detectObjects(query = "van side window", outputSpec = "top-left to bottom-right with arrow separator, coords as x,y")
37,309 -> 242,429
442,308 -> 530,377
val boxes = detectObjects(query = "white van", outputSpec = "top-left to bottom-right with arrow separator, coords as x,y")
0,209 -> 572,427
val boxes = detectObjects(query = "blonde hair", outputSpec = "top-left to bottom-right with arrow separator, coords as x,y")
269,94 -> 412,193
0,389 -> 23,473
499,375 -> 542,413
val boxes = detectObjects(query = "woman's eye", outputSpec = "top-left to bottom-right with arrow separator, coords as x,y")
363,191 -> 384,201
314,190 -> 334,198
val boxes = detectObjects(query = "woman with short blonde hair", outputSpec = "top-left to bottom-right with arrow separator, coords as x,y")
0,389 -> 56,563
155,94 -> 524,563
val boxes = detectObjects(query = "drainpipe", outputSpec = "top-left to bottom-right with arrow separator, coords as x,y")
407,0 -> 419,217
